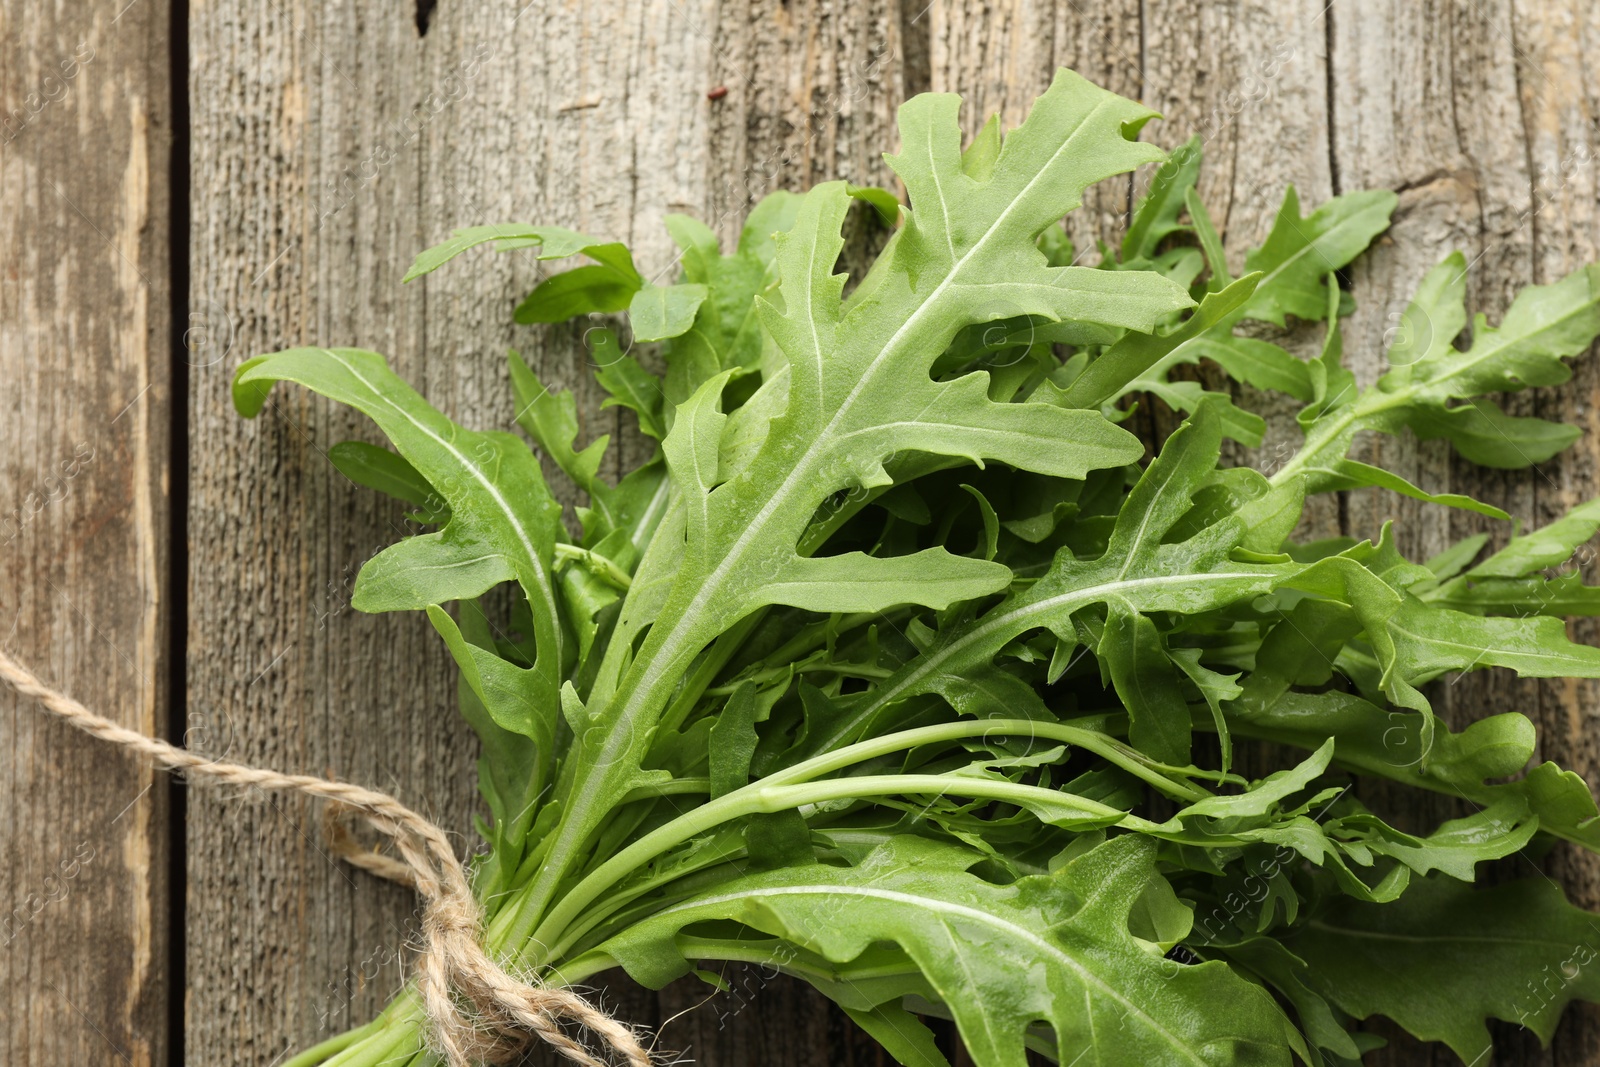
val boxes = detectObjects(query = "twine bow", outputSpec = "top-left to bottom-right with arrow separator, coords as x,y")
0,651 -> 652,1067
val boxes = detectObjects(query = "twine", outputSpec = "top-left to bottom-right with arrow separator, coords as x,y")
0,650 -> 652,1067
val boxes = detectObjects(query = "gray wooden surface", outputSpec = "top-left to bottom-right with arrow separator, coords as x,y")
5,0 -> 1600,1064
0,0 -> 175,1063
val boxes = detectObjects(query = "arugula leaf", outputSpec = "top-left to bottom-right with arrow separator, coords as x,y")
507,349 -> 609,493
237,68 -> 1600,1067
796,401 -> 1285,762
1238,186 -> 1396,326
1288,876 -> 1600,1060
1273,253 -> 1600,497
599,836 -> 1297,1067
403,223 -> 642,284
401,223 -> 645,324
1122,135 -> 1202,266
235,347 -> 566,710
327,440 -> 449,522
628,283 -> 709,342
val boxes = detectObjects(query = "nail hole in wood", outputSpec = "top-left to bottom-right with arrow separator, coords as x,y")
416,0 -> 437,37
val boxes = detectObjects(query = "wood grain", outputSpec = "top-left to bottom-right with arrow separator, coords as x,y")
186,0 -> 922,1063
185,1 -> 482,1058
6,0 -> 1599,1062
0,0 -> 173,1064
930,2 -> 1600,1064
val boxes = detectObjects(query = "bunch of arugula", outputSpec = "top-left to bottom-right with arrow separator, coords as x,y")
244,69 -> 1600,1067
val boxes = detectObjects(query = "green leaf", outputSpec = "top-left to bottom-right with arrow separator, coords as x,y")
1386,256 -> 1600,399
1170,647 -> 1240,775
327,440 -> 447,520
1300,458 -> 1510,520
1184,185 -> 1232,288
1386,596 -> 1600,680
402,223 -> 642,285
451,598 -> 542,892
1171,741 -> 1333,822
658,199 -> 799,404
1277,255 -> 1600,500
235,347 -> 565,711
960,113 -> 1002,180
1423,533 -> 1489,579
592,329 -> 667,441
662,369 -> 736,547
1188,336 -> 1312,401
1122,135 -> 1201,264
847,183 -> 903,224
842,1003 -> 952,1067
1469,497 -> 1600,578
628,283 -> 709,342
1136,377 -> 1268,446
753,550 -> 1012,614
515,263 -> 639,323
1214,936 -> 1361,1065
508,350 -> 609,492
1101,607 -> 1193,765
738,190 -> 805,266
708,677 -> 789,798
1226,603 -> 1600,849
1403,395 -> 1581,468
1066,273 -> 1260,410
1349,797 -> 1536,881
1239,187 -> 1397,325
1288,876 -> 1600,1060
602,835 -> 1296,1067
427,605 -> 554,753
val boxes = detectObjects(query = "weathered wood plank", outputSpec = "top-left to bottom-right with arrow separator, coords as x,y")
1329,3 -> 1600,1063
0,1 -> 173,1063
185,2 -> 480,1058
932,2 -> 1600,1064
187,0 -> 920,1062
1508,4 -> 1600,1062
178,0 -> 1600,1062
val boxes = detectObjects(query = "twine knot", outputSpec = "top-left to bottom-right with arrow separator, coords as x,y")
0,651 -> 653,1067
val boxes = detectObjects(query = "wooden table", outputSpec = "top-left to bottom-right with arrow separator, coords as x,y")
4,1 -> 1599,1063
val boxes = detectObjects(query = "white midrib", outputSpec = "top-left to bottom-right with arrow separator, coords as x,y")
1273,276 -> 1599,487
630,475 -> 672,551
1423,284 -> 1599,394
817,570 -> 1265,754
323,350 -> 561,630
621,97 -> 1120,728
658,883 -> 1211,1066
1387,616 -> 1593,666
550,96 -> 1123,885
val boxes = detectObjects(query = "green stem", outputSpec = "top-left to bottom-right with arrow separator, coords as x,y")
526,771 -> 1144,963
1110,335 -> 1204,402
320,1009 -> 424,1067
555,542 -> 633,590
521,718 -> 1180,961
657,609 -> 768,737
280,1018 -> 389,1067
1266,408 -> 1357,486
1268,386 -> 1411,488
553,934 -> 925,990
547,855 -> 754,962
